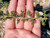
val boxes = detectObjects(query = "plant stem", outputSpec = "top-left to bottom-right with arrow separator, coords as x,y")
0,16 -> 48,20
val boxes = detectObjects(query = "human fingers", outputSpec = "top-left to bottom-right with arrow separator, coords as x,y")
5,0 -> 17,33
24,0 -> 34,31
15,0 -> 26,28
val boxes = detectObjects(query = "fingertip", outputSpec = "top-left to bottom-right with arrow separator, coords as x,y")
16,0 -> 26,15
8,0 -> 17,14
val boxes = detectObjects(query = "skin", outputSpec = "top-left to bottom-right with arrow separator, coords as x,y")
4,0 -> 41,38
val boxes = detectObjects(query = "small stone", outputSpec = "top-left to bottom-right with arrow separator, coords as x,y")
39,12 -> 43,15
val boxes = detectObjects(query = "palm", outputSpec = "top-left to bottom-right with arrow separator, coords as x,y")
4,0 -> 41,38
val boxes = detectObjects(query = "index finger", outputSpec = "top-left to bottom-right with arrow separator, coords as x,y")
5,0 -> 17,32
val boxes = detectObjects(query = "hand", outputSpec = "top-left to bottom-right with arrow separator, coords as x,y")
4,0 -> 41,38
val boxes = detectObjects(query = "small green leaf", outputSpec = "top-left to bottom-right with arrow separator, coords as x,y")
43,10 -> 46,17
6,10 -> 9,16
35,13 -> 40,18
43,10 -> 47,22
42,22 -> 45,27
1,17 -> 3,20
5,4 -> 9,8
27,11 -> 32,17
5,16 -> 12,20
0,11 -> 3,16
43,11 -> 46,17
41,19 -> 45,27
17,19 -> 20,24
44,10 -> 46,13
0,0 -> 3,4
11,11 -> 16,17
30,19 -> 34,25
21,10 -> 24,17
13,18 -> 15,21
11,11 -> 14,15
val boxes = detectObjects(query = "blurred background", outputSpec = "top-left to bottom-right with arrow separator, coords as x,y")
0,0 -> 50,38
